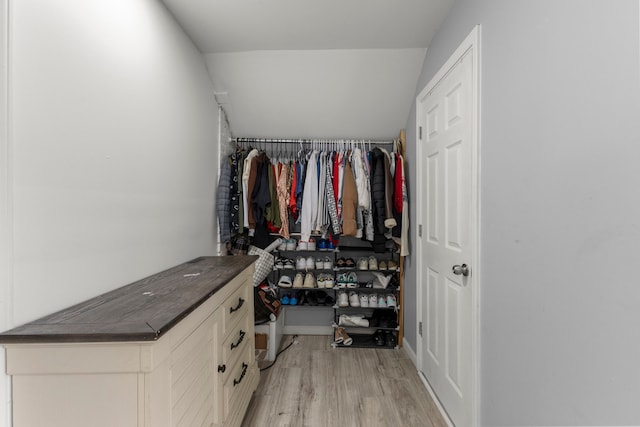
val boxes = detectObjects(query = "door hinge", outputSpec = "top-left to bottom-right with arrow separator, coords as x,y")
418,224 -> 422,237
419,321 -> 423,337
419,126 -> 422,140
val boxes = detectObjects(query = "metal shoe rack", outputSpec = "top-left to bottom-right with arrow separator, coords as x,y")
271,236 -> 403,349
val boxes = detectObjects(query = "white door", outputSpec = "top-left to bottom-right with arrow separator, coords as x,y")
416,27 -> 479,427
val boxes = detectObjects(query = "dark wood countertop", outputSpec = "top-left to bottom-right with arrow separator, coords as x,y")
0,256 -> 257,344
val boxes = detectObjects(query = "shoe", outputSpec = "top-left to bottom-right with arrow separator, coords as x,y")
378,295 -> 387,308
346,272 -> 358,288
307,238 -> 316,251
323,257 -> 333,270
286,238 -> 297,251
336,272 -> 348,288
324,274 -> 334,288
336,327 -> 352,346
303,272 -> 316,288
386,294 -> 397,308
337,291 -> 349,308
349,291 -> 360,307
360,294 -> 369,308
384,331 -> 397,347
316,290 -> 328,305
326,240 -> 336,251
296,241 -> 309,251
357,257 -> 368,270
274,257 -> 285,269
296,290 -> 307,305
334,327 -> 344,344
345,258 -> 356,269
368,256 -> 378,270
284,258 -> 295,270
339,314 -> 369,327
281,294 -> 290,305
373,329 -> 386,346
369,293 -> 377,307
336,258 -> 347,268
317,239 -> 327,251
325,294 -> 335,306
289,293 -> 298,305
293,272 -> 304,288
378,260 -> 388,270
278,275 -> 292,288
306,256 -> 315,269
295,256 -> 306,270
315,258 -> 324,269
277,239 -> 287,251
306,290 -> 318,306
387,259 -> 398,270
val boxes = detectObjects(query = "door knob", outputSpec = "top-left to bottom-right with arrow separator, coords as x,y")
452,264 -> 470,276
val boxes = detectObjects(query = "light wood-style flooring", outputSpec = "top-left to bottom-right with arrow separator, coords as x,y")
242,335 -> 447,427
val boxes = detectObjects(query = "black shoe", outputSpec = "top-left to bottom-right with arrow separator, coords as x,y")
316,290 -> 327,305
373,329 -> 386,346
384,331 -> 397,347
306,291 -> 318,306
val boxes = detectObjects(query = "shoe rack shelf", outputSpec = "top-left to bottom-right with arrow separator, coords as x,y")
271,236 -> 403,350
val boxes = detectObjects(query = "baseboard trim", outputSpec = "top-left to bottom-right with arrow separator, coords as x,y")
418,371 -> 455,427
402,339 -> 417,367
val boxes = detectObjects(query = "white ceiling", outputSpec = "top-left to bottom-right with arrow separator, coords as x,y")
162,0 -> 455,140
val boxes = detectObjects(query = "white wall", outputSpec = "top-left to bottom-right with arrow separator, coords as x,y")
204,49 -> 427,139
404,0 -> 640,425
2,0 -> 219,424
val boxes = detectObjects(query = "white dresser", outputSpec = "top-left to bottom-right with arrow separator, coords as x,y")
0,256 -> 259,427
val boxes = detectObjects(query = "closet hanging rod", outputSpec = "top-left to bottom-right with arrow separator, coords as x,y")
231,137 -> 395,145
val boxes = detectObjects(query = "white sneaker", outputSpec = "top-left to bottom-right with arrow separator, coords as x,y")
286,238 -> 297,251
278,275 -> 292,288
315,258 -> 324,269
306,256 -> 315,269
378,295 -> 387,308
277,239 -> 287,251
303,272 -> 316,288
296,256 -> 306,270
323,257 -> 333,270
308,238 -> 316,250
349,291 -> 360,307
357,257 -> 368,270
324,275 -> 335,288
369,293 -> 377,307
360,293 -> 369,308
296,241 -> 309,251
293,273 -> 304,288
386,294 -> 397,308
337,291 -> 349,308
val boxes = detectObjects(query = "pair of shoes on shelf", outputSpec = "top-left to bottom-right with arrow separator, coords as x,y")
334,327 -> 353,346
378,259 -> 398,271
277,238 -> 297,251
317,273 -> 334,288
296,238 -> 316,251
293,272 -> 316,288
373,330 -> 396,347
316,239 -> 336,251
336,258 -> 356,269
276,257 -> 295,270
336,272 -> 358,288
281,293 -> 298,305
295,256 -> 315,270
338,314 -> 369,327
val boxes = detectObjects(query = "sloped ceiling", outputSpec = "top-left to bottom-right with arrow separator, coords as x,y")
162,0 -> 455,140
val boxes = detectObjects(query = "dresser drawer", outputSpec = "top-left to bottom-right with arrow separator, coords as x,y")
221,278 -> 251,338
221,343 -> 257,422
221,313 -> 252,378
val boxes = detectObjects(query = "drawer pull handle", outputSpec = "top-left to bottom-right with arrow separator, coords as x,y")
230,298 -> 245,314
217,364 -> 226,373
233,363 -> 248,387
230,330 -> 246,350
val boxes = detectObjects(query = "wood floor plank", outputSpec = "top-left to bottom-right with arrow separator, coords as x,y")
243,335 -> 447,427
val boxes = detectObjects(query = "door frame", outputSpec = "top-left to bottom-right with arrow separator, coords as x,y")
415,25 -> 481,427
